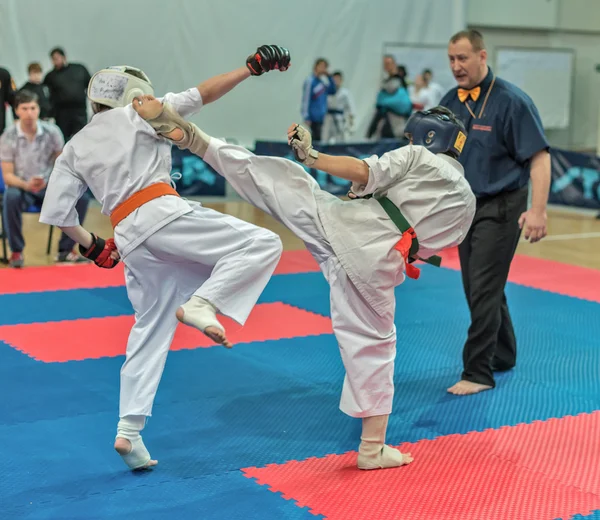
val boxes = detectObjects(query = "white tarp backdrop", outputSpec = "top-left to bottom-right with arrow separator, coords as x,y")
1,0 -> 466,146
495,47 -> 575,130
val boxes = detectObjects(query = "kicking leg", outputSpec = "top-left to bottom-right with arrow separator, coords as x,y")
133,95 -> 205,152
133,96 -> 334,259
324,255 -> 413,470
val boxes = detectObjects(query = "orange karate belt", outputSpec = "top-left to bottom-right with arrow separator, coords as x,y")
110,182 -> 180,228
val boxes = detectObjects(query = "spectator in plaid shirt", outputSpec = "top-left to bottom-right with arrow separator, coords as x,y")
0,90 -> 89,267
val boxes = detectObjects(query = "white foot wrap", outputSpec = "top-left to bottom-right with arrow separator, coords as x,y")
116,416 -> 152,470
358,443 -> 408,470
118,436 -> 152,470
357,414 -> 409,470
178,296 -> 223,333
145,103 -> 211,157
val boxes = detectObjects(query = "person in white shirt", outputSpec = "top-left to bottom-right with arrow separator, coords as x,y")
423,69 -> 445,105
39,45 -> 291,471
324,71 -> 356,143
133,98 -> 476,471
409,74 -> 437,111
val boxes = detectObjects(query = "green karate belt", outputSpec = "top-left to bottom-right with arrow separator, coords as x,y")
375,195 -> 442,269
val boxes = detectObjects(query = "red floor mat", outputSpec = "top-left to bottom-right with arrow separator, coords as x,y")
2,248 -> 598,302
273,249 -> 320,275
0,262 -> 127,294
0,250 -> 320,295
0,302 -> 332,362
437,248 -> 600,302
243,411 -> 600,520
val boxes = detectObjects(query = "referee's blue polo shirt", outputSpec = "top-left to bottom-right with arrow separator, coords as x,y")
440,67 -> 550,198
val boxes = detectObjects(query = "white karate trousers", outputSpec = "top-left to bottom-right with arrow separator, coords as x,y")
204,139 -> 396,418
119,202 -> 283,417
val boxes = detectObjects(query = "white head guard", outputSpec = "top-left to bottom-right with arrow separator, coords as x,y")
88,65 -> 154,109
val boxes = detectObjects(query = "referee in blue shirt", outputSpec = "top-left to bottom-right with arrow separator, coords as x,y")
440,30 -> 551,396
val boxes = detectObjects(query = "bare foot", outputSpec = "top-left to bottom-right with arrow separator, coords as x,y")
163,128 -> 184,141
132,95 -> 162,119
175,307 -> 233,348
447,380 -> 493,396
114,437 -> 157,470
204,325 -> 233,349
397,451 -> 414,465
132,95 -> 184,142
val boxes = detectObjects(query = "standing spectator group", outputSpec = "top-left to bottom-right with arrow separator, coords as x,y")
299,54 -> 447,144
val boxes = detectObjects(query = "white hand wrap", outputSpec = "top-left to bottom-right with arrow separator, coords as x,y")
289,125 -> 318,167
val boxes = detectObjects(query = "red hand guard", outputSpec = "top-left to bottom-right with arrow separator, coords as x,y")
79,234 -> 120,269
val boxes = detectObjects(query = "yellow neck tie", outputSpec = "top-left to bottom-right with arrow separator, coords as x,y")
458,86 -> 481,103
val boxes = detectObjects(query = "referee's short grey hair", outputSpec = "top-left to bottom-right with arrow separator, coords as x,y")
449,30 -> 486,52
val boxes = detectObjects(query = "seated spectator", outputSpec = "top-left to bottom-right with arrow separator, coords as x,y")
367,55 -> 412,140
0,90 -> 89,267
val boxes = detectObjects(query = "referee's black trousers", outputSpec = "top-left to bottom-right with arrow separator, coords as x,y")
458,186 -> 528,387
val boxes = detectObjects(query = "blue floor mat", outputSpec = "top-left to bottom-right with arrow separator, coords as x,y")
1,265 -> 599,519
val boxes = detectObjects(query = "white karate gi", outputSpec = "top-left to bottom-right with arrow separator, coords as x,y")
39,88 -> 283,418
324,86 -> 356,143
204,139 -> 475,417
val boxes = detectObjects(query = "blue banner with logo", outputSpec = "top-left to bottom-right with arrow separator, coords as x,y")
549,149 -> 600,209
169,141 -> 600,212
170,147 -> 226,196
550,148 -> 600,210
168,140 -> 404,197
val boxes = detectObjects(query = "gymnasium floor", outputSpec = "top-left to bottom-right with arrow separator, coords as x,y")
1,202 -> 599,520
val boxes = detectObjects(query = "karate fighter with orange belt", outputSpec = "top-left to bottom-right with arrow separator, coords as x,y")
39,45 -> 291,471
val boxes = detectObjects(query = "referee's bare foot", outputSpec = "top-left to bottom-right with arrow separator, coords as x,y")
447,380 -> 493,395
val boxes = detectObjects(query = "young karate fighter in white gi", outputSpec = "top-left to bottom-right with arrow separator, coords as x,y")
133,97 -> 476,470
39,45 -> 292,471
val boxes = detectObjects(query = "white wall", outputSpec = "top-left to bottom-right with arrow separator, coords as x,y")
466,0 -> 600,152
0,0 -> 466,147
468,0 -> 560,30
557,0 -> 600,33
468,0 -> 600,33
